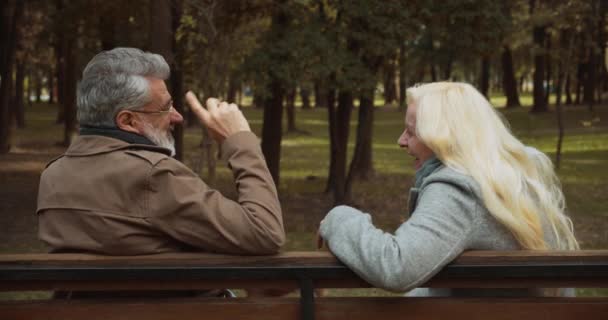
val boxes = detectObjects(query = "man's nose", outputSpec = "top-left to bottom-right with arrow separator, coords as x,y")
170,108 -> 184,124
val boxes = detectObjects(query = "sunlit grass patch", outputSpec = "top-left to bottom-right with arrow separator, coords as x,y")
0,292 -> 52,301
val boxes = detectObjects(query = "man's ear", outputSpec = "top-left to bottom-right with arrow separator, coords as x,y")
115,110 -> 141,134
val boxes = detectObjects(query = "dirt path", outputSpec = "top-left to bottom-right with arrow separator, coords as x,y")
0,146 -> 64,253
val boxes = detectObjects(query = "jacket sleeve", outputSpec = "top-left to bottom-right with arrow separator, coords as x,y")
146,131 -> 285,255
319,181 -> 478,292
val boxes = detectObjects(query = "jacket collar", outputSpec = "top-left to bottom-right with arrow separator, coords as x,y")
79,125 -> 156,146
65,135 -> 172,157
414,156 -> 443,189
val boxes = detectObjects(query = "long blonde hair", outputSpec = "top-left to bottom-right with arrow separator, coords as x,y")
407,82 -> 578,250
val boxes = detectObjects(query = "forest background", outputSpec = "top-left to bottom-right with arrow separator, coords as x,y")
1,0 -> 607,277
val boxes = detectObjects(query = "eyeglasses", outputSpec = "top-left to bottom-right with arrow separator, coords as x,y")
130,98 -> 175,115
131,106 -> 175,115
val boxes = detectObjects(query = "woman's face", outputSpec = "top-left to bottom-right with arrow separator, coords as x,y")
398,103 -> 434,170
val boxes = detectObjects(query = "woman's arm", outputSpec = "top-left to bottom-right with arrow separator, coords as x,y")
319,182 -> 479,292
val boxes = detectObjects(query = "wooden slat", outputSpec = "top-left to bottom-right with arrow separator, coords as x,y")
0,252 -> 340,266
1,250 -> 607,265
1,250 -> 608,291
1,297 -> 607,320
2,277 -> 608,292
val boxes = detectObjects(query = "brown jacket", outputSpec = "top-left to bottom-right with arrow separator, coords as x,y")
37,132 -> 285,255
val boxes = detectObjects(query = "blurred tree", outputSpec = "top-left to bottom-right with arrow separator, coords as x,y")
530,0 -> 548,112
323,1 -> 421,203
581,0 -> 606,110
0,0 -> 24,153
259,0 -> 289,186
149,0 -> 185,160
183,0 -> 272,181
53,0 -> 81,146
12,3 -> 50,128
502,45 -> 521,108
285,86 -> 296,132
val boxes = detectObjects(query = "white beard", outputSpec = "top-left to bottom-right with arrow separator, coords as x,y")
141,121 -> 176,156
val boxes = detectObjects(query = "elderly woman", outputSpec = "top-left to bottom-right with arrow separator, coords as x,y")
318,82 -> 578,296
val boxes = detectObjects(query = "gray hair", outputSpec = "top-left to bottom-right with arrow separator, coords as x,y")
77,47 -> 170,127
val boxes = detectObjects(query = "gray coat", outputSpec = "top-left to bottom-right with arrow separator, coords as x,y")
319,166 -> 560,296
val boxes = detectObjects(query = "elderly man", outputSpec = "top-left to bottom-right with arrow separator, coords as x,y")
37,47 -> 285,256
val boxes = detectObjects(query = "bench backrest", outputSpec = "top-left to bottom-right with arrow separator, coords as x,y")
1,250 -> 607,320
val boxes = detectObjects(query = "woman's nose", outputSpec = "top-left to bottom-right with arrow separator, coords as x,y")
398,132 -> 408,148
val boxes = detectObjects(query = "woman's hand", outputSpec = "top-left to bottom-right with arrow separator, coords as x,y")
316,224 -> 326,250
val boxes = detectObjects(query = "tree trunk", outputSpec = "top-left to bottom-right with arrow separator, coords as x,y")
583,53 -> 597,110
149,0 -> 185,159
186,95 -> 198,126
26,69 -> 33,106
195,127 -> 216,184
555,99 -> 564,170
29,70 -> 42,103
575,58 -> 584,105
531,25 -> 548,112
300,86 -> 311,109
591,0 -> 606,105
48,65 -> 55,104
565,74 -> 573,105
555,67 -> 563,106
555,29 -> 572,107
501,46 -> 520,108
262,79 -> 285,187
383,57 -> 396,106
599,0 -> 607,103
193,86 -> 217,184
250,90 -> 261,108
324,79 -> 337,194
0,0 -> 24,153
583,14 -> 600,110
544,34 -> 553,106
260,0 -> 289,187
227,72 -> 239,103
54,0 -> 65,124
479,55 -> 490,98
313,80 -> 324,108
345,87 -> 375,199
430,64 -> 437,81
398,44 -> 407,109
285,86 -> 296,132
62,34 -> 77,147
171,65 -> 184,158
170,0 -> 184,160
14,60 -> 25,128
99,14 -> 116,51
327,88 -> 351,204
4,69 -> 14,146
149,0 -> 173,61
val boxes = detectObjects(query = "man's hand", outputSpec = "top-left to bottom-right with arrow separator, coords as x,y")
185,91 -> 251,143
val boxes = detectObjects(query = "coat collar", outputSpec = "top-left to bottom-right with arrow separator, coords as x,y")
64,135 -> 172,157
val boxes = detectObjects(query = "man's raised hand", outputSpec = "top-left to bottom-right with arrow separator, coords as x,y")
185,91 -> 251,143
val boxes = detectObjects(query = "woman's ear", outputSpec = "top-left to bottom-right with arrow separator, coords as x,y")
115,110 -> 140,134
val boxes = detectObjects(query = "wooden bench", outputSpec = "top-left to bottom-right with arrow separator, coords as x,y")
1,250 -> 607,320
